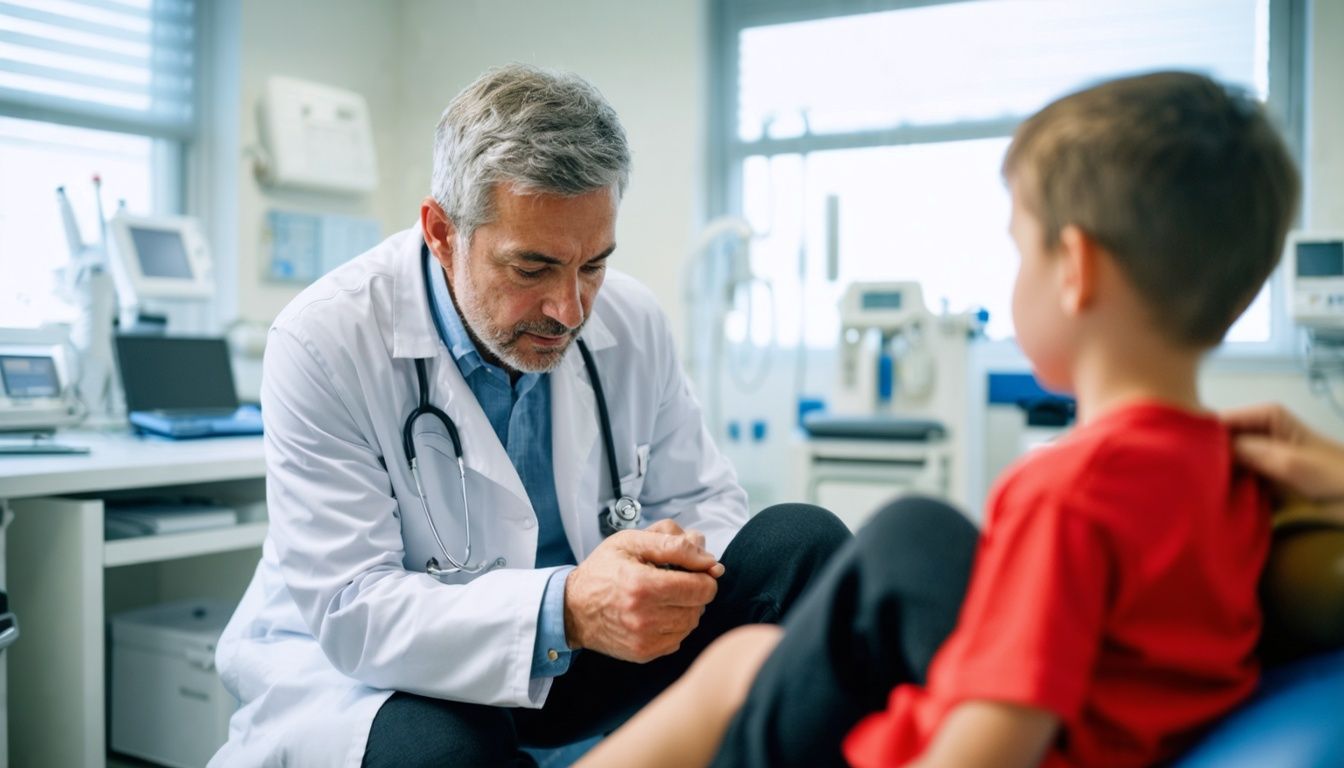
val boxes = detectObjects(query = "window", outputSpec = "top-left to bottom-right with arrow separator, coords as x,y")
0,0 -> 196,327
712,0 -> 1303,349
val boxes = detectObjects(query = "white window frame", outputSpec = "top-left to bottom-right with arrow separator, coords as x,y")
708,0 -> 1309,360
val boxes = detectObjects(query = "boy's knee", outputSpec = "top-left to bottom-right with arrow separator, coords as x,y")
857,497 -> 979,577
752,503 -> 851,545
740,503 -> 853,565
866,496 -> 976,543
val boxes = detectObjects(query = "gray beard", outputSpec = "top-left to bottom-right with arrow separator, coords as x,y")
450,269 -> 585,375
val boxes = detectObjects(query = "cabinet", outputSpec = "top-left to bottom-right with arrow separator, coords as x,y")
0,431 -> 265,767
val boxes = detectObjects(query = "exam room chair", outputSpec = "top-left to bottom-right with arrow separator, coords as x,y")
1176,509 -> 1344,768
1174,647 -> 1344,768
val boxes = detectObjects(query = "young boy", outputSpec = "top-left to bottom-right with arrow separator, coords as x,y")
575,70 -> 1301,768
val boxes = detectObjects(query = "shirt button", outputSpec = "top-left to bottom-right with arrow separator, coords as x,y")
547,649 -> 559,662
521,518 -> 536,529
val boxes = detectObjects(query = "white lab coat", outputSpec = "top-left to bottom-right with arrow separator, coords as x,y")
211,226 -> 748,767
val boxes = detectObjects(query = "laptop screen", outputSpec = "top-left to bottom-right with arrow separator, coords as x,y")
115,336 -> 239,413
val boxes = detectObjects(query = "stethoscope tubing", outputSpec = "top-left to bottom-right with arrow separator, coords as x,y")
406,244 -> 638,577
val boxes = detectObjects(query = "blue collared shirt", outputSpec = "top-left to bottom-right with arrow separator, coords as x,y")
426,256 -> 577,679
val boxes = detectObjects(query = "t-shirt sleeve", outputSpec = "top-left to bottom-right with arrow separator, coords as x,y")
934,486 -> 1114,721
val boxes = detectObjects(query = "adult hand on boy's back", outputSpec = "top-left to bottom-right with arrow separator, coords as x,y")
1221,403 -> 1344,501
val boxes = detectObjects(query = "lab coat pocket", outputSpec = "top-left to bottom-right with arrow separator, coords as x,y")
616,469 -> 646,503
620,443 -> 651,496
617,443 -> 659,512
634,442 -> 651,479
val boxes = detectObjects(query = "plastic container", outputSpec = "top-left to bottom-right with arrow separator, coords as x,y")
109,598 -> 236,768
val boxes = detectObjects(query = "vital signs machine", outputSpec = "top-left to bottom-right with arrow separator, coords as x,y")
1287,232 -> 1344,417
0,327 -> 83,435
793,282 -> 983,530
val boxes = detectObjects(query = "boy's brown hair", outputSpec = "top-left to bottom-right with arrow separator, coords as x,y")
1003,71 -> 1300,348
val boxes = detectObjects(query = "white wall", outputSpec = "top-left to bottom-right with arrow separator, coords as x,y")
229,0 -> 707,350
391,0 -> 708,343
234,0 -> 408,325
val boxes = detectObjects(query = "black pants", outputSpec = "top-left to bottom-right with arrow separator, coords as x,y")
361,503 -> 851,768
711,496 -> 979,768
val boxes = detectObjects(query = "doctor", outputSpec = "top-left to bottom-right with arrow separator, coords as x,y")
212,64 -> 849,767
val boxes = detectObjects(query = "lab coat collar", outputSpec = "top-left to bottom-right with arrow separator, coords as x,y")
391,223 -> 441,360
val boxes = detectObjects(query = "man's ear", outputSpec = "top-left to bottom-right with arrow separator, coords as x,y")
420,196 -> 458,273
1055,224 -> 1098,316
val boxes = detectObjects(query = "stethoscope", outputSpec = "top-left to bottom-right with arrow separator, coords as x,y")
405,244 -> 643,579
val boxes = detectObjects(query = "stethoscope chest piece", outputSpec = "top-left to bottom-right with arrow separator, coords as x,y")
601,495 -> 643,538
427,555 -> 507,580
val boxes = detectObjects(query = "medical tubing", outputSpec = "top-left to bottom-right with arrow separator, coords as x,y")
576,339 -> 624,505
726,276 -> 777,393
1305,333 -> 1344,421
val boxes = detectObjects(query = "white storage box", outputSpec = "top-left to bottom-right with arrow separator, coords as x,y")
110,599 -> 237,768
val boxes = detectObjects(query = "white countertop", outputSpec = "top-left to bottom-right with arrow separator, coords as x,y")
0,430 -> 265,499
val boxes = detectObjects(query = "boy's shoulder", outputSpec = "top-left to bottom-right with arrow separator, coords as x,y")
989,401 -> 1234,529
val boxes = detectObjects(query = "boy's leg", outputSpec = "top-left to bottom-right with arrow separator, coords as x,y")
711,496 -> 979,768
515,503 -> 852,747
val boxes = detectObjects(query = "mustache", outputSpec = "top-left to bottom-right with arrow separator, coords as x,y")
507,317 -> 580,343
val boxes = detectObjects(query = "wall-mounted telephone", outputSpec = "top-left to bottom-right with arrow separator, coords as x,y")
258,76 -> 378,194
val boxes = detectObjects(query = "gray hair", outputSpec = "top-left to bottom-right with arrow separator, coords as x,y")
431,64 -> 631,246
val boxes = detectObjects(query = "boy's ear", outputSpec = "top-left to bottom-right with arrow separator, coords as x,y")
1055,224 -> 1098,315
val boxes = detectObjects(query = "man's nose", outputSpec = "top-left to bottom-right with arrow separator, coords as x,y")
543,277 -> 584,329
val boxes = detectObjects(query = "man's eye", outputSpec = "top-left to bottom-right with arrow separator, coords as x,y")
515,267 -> 544,279
581,262 -> 607,274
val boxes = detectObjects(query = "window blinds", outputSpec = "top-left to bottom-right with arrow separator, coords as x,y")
0,0 -> 196,139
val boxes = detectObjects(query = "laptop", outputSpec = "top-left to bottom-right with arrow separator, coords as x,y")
114,335 -> 263,439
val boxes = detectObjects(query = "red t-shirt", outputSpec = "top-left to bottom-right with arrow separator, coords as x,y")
844,402 -> 1270,768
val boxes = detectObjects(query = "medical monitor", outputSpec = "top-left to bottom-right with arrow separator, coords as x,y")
1287,231 -> 1344,331
1,355 -> 60,398
109,212 -> 215,302
0,326 -> 82,431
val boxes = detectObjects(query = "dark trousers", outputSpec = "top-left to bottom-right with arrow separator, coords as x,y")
361,503 -> 851,768
711,496 -> 979,768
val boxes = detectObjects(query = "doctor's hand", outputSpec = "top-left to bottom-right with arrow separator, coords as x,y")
1221,403 -> 1344,502
564,521 -> 725,663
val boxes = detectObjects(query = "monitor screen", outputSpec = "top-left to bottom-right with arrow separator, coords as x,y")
0,355 -> 60,398
1297,240 -> 1344,278
862,291 -> 904,310
115,336 -> 238,412
128,225 -> 194,279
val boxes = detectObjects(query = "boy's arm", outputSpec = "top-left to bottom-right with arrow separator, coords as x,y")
908,701 -> 1059,768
